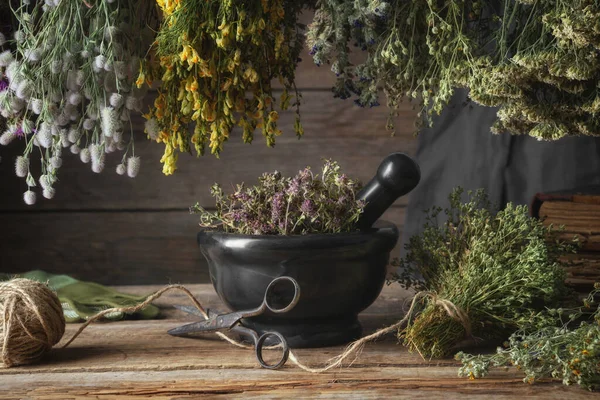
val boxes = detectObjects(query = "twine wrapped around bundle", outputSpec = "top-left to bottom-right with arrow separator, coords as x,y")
0,278 -> 65,367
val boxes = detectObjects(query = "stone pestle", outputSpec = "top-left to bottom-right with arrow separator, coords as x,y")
356,153 -> 421,230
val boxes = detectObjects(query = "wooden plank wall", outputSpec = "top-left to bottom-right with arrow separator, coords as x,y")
0,29 -> 418,285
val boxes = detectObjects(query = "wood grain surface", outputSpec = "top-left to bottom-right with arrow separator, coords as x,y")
0,284 -> 595,399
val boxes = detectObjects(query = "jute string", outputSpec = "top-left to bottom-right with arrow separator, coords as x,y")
1,279 -> 472,371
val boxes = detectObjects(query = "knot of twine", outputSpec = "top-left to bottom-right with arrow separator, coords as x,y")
0,279 -> 65,367
0,279 -> 471,372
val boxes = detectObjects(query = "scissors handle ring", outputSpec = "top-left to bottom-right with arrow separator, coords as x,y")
255,331 -> 290,370
264,276 -> 301,314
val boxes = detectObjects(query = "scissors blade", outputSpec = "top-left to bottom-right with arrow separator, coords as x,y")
168,311 -> 244,336
173,304 -> 219,319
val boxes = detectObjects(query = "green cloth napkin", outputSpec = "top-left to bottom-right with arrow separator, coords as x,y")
1,270 -> 160,322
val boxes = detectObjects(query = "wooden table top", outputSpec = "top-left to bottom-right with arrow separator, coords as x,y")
0,284 -> 596,399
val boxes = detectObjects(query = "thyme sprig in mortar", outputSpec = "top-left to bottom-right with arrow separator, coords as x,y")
191,159 -> 364,235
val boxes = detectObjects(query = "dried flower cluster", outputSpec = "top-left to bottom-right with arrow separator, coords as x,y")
392,188 -> 576,359
144,0 -> 308,175
307,0 -> 600,139
190,160 -> 364,235
457,283 -> 600,391
0,0 -> 157,204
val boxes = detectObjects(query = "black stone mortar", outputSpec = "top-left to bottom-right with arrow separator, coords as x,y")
197,153 -> 420,348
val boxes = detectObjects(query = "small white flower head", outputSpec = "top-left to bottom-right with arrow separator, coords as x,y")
89,143 -> 103,165
0,129 -> 17,145
67,127 -> 80,143
50,59 -> 62,74
68,91 -> 82,106
15,156 -> 29,178
120,109 -> 130,122
50,156 -> 62,169
42,187 -> 56,200
68,109 -> 81,122
24,48 -> 42,63
32,136 -> 39,146
13,31 -> 25,44
127,156 -> 140,178
30,98 -> 43,114
94,54 -> 106,71
56,112 -> 70,126
59,130 -> 69,147
91,154 -> 105,173
83,118 -> 94,131
50,123 -> 60,137
70,143 -> 81,154
0,50 -> 14,67
5,61 -> 19,81
105,141 -> 116,153
103,26 -> 120,41
144,118 -> 160,140
125,96 -> 140,111
79,147 -> 91,163
109,93 -> 123,108
21,119 -> 35,135
101,107 -> 119,137
116,163 -> 126,175
10,96 -> 25,113
81,49 -> 90,58
23,190 -> 36,205
39,174 -> 56,190
0,32 -> 6,47
15,80 -> 33,100
37,123 -> 53,148
112,129 -> 123,143
8,71 -> 23,90
75,70 -> 86,87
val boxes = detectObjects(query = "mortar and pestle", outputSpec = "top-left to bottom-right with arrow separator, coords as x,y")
197,153 -> 420,348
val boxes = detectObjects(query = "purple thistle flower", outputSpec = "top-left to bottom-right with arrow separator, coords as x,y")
14,126 -> 24,138
300,199 -> 315,216
0,78 -> 8,92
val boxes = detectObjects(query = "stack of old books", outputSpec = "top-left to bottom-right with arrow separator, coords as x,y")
531,185 -> 600,292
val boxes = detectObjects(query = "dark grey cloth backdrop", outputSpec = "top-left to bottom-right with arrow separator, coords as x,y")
401,89 -> 600,252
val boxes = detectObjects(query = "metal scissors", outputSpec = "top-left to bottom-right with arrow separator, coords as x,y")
168,276 -> 301,370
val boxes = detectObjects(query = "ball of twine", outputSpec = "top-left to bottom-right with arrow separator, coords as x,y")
0,278 -> 65,367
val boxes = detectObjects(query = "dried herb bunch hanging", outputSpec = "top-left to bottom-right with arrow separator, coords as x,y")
191,160 -> 364,235
144,0 -> 310,175
307,0 -> 600,140
457,284 -> 600,391
393,188 -> 576,359
0,0 -> 158,204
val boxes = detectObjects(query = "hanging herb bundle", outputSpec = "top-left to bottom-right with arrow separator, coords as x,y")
307,0 -> 600,140
190,159 -> 364,235
144,0 -> 309,175
457,284 -> 600,391
0,0 -> 158,204
392,188 -> 577,359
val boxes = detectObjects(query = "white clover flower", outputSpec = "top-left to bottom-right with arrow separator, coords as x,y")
10,96 -> 25,113
15,156 -> 29,178
125,96 -> 140,111
37,123 -> 53,148
127,156 -> 140,178
59,130 -> 69,147
42,187 -> 56,200
13,31 -> 25,44
94,55 -> 106,70
39,174 -> 56,190
104,60 -> 113,72
112,129 -> 123,143
0,129 -> 17,145
70,143 -> 81,154
116,163 -> 126,175
0,50 -> 14,67
0,32 -> 5,46
23,190 -> 36,205
50,156 -> 62,169
30,98 -> 43,114
91,154 -> 105,173
68,108 -> 81,122
75,70 -> 86,87
105,141 -> 116,153
68,91 -> 82,106
101,107 -> 119,137
24,48 -> 42,63
67,127 -> 80,143
56,112 -> 70,126
79,147 -> 91,163
89,143 -> 103,165
144,118 -> 160,140
83,118 -> 94,130
109,93 -> 123,108
15,80 -> 32,100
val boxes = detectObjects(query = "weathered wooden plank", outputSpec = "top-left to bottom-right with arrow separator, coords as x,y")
0,284 -> 593,399
0,92 -> 418,210
0,206 -> 406,285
